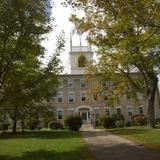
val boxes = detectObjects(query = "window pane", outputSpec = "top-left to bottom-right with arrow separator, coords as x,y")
80,92 -> 87,102
58,110 -> 63,119
128,107 -> 133,116
139,107 -> 143,115
68,93 -> 74,103
57,93 -> 63,102
105,108 -> 110,116
68,80 -> 74,88
80,79 -> 86,88
117,108 -> 121,114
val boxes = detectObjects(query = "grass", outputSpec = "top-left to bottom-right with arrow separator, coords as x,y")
107,126 -> 160,149
0,130 -> 93,160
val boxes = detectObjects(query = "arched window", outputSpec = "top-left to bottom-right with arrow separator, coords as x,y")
78,54 -> 87,67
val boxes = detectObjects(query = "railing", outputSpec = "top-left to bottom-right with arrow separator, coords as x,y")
71,46 -> 92,52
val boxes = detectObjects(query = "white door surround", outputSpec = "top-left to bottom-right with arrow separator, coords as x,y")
76,106 -> 93,124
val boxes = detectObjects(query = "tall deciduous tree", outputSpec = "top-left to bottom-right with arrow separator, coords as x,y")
0,0 -> 65,133
0,0 -> 52,102
64,0 -> 160,128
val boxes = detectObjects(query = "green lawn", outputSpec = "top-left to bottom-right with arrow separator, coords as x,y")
0,130 -> 93,160
108,126 -> 160,149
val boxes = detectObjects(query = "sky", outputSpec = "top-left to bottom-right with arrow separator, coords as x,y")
42,0 -> 160,87
42,0 -> 87,73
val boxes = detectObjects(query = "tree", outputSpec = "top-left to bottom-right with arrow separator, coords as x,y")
0,0 -> 52,103
78,54 -> 87,67
0,0 -> 65,133
64,0 -> 160,128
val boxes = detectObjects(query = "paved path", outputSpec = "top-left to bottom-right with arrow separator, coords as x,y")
80,124 -> 160,160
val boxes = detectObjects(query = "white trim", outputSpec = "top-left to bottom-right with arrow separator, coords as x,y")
57,109 -> 63,120
116,106 -> 122,114
68,92 -> 74,103
127,106 -> 133,116
59,79 -> 63,88
57,92 -> 63,103
80,79 -> 86,88
80,91 -> 87,102
76,105 -> 93,112
68,79 -> 74,88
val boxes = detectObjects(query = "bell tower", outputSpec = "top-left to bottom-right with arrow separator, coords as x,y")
69,34 -> 93,74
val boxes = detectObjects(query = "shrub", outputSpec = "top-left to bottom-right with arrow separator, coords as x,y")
115,120 -> 124,128
132,115 -> 147,126
101,116 -> 116,129
28,119 -> 40,130
0,123 -> 10,131
49,121 -> 63,130
125,121 -> 132,127
64,115 -> 82,131
112,114 -> 125,122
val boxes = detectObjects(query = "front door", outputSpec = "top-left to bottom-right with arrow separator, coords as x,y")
81,111 -> 87,124
79,110 -> 91,124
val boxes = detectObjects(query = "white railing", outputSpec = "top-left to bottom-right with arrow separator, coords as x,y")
71,46 -> 91,52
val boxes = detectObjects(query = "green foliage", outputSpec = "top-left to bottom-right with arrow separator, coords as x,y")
115,120 -> 124,128
64,115 -> 82,131
0,0 -> 65,132
132,115 -> 147,126
27,119 -> 40,130
78,54 -> 87,67
101,116 -> 116,129
0,130 -> 92,160
66,0 -> 160,128
49,121 -> 64,130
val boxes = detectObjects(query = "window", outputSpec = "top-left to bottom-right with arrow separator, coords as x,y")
68,79 -> 74,88
59,79 -> 63,88
116,107 -> 122,114
139,106 -> 144,115
93,94 -> 98,102
78,54 -> 87,67
68,92 -> 74,103
105,108 -> 110,116
80,92 -> 87,102
127,106 -> 133,116
95,109 -> 100,118
57,92 -> 63,103
80,79 -> 86,88
68,108 -> 75,115
57,110 -> 63,119
92,80 -> 97,87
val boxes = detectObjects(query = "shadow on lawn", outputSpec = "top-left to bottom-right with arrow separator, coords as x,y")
108,127 -> 150,135
0,148 -> 89,160
0,130 -> 80,140
81,128 -> 150,139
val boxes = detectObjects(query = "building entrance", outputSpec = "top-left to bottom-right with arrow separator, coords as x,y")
78,109 -> 91,124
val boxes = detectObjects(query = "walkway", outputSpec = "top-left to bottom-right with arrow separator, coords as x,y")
80,124 -> 160,160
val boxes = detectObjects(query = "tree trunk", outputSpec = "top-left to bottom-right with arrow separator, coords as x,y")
12,106 -> 18,133
147,77 -> 158,128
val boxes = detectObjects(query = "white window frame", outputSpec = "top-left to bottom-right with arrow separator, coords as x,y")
80,79 -> 86,88
68,79 -> 74,88
93,93 -> 98,102
57,92 -> 63,103
80,92 -> 87,102
59,79 -> 63,88
105,107 -> 110,116
94,108 -> 100,118
116,107 -> 122,114
127,106 -> 133,116
92,80 -> 97,87
57,109 -> 63,120
68,92 -> 74,103
139,106 -> 144,115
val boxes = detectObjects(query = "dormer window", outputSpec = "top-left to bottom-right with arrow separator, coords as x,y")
78,54 -> 87,67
